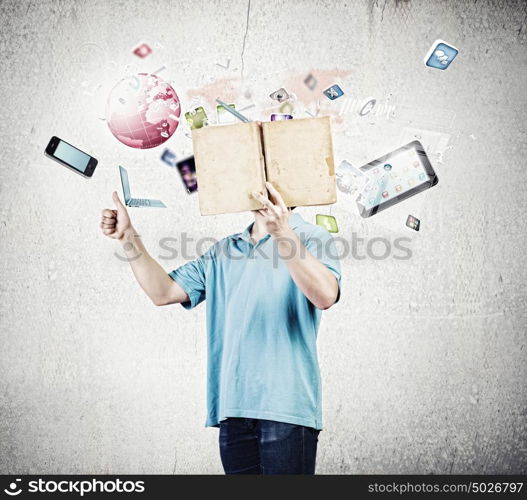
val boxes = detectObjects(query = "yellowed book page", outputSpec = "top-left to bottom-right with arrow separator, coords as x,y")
192,122 -> 266,215
261,116 -> 336,207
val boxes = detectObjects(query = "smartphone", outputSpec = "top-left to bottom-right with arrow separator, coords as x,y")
44,136 -> 98,177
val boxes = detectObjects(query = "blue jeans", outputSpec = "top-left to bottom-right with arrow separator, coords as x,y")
219,418 -> 320,475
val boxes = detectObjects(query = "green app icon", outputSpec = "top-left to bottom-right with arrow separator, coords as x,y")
185,106 -> 208,129
315,214 -> 338,233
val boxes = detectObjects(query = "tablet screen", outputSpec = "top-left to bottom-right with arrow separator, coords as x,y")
357,141 -> 438,217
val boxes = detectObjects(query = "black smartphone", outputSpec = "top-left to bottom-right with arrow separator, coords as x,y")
44,136 -> 98,177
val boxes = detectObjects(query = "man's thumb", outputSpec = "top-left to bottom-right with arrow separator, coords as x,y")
112,191 -> 126,210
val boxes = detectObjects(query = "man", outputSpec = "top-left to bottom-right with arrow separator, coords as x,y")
100,181 -> 341,474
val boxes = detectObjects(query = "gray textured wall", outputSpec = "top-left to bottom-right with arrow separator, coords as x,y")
1,0 -> 526,474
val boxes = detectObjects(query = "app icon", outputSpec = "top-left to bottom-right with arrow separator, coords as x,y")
372,167 -> 380,175
279,101 -> 294,114
395,184 -> 402,192
315,214 -> 339,233
413,160 -> 421,168
424,39 -> 459,70
269,88 -> 290,102
185,106 -> 208,129
358,97 -> 376,116
161,148 -> 177,168
323,84 -> 344,100
408,178 -> 415,186
382,191 -> 389,198
406,214 -> 420,231
383,163 -> 393,171
304,74 -> 317,90
271,114 -> 293,121
419,173 -> 426,181
132,43 -> 152,58
369,198 -> 376,206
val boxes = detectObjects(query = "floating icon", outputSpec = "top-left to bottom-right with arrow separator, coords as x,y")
279,101 -> 294,114
185,106 -> 208,129
132,43 -> 152,58
358,97 -> 377,116
304,74 -> 317,90
269,88 -> 290,102
406,214 -> 420,231
315,214 -> 338,233
271,114 -> 293,121
323,84 -> 344,100
424,39 -> 458,70
161,148 -> 177,167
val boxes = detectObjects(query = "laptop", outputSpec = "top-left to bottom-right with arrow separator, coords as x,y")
119,166 -> 166,208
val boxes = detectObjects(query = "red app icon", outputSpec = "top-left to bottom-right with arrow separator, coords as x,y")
382,191 -> 389,198
133,43 -> 152,58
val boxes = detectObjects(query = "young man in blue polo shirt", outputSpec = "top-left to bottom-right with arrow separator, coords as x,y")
100,182 -> 341,474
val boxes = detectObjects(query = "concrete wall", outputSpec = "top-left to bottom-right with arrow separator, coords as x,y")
0,0 -> 525,473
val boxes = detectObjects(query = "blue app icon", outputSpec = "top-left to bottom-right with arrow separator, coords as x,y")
323,84 -> 344,100
161,148 -> 177,167
424,39 -> 458,70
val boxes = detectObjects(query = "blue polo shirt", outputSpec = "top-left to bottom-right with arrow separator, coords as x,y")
169,212 -> 341,430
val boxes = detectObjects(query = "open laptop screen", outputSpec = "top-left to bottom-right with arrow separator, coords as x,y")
119,166 -> 131,202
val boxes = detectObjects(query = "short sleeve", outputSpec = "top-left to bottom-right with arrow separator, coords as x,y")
169,253 -> 208,310
302,226 -> 342,302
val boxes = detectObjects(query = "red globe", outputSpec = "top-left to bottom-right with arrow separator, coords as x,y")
106,73 -> 180,149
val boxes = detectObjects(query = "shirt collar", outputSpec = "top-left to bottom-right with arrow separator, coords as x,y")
233,212 -> 305,242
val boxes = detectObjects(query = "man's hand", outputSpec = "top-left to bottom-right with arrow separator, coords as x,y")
252,182 -> 292,238
100,191 -> 133,241
99,191 -> 189,306
253,182 -> 339,310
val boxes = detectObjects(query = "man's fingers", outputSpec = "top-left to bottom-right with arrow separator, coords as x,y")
102,208 -> 116,219
251,191 -> 280,216
100,221 -> 115,229
265,182 -> 287,212
102,227 -> 116,236
112,191 -> 126,211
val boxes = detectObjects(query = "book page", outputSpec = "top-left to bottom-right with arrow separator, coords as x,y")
261,116 -> 337,207
192,122 -> 266,215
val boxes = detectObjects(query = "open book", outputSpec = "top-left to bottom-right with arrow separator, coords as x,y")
191,116 -> 337,215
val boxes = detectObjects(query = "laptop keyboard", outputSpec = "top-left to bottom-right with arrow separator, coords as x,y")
130,198 -> 151,207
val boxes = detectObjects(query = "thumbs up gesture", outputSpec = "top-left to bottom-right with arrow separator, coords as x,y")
100,191 -> 133,240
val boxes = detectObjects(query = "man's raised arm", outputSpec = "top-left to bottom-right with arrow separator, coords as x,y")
100,191 -> 188,306
252,183 -> 340,310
